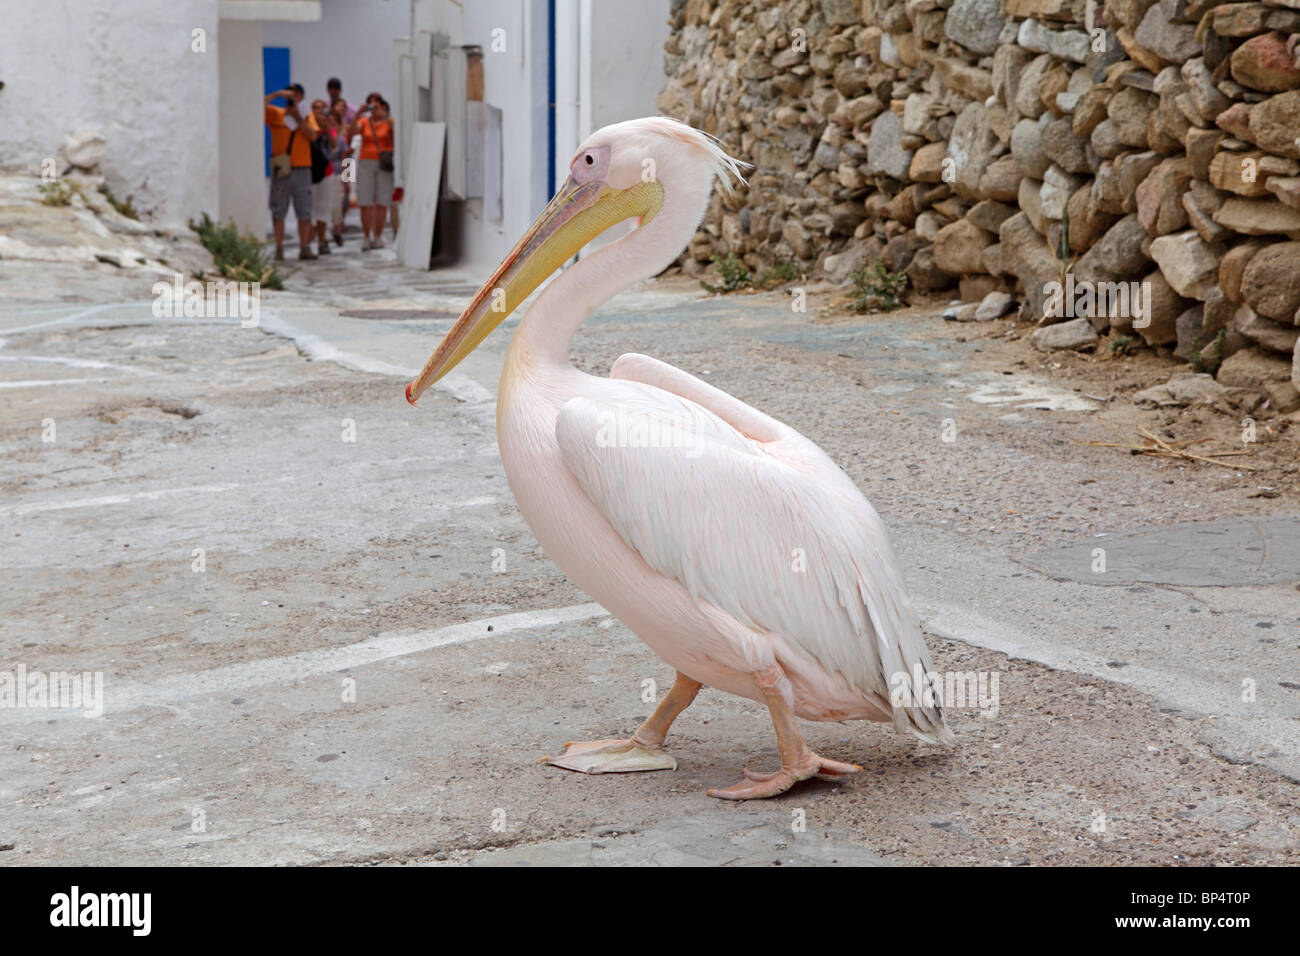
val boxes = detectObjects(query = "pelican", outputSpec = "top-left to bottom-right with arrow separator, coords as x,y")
406,117 -> 952,799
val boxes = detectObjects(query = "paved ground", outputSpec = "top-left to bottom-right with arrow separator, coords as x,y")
1,238 -> 1297,866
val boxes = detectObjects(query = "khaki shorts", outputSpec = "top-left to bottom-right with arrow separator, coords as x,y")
269,167 -> 313,222
356,158 -> 393,206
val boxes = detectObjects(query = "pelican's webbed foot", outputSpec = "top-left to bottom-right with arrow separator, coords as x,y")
543,738 -> 678,774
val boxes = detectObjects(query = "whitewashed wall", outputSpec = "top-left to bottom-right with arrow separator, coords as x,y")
414,0 -> 669,271
261,0 -> 410,112
0,0 -> 221,230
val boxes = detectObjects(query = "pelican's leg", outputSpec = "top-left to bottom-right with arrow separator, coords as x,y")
543,672 -> 702,774
707,665 -> 861,800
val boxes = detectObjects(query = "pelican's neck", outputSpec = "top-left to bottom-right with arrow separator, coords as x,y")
511,190 -> 703,372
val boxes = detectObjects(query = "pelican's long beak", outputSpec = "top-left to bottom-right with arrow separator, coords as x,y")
405,176 -> 664,405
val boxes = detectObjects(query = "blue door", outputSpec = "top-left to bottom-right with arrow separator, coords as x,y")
263,46 -> 291,177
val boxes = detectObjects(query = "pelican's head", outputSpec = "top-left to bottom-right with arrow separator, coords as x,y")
405,116 -> 747,404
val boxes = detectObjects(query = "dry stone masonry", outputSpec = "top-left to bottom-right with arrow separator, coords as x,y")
657,0 -> 1300,411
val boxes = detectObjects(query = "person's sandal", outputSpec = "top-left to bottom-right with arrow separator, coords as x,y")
318,242 -> 331,255
274,248 -> 284,261
299,248 -> 317,261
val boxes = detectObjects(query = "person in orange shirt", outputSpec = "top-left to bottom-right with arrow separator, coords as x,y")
265,83 -> 321,261
346,95 -> 395,250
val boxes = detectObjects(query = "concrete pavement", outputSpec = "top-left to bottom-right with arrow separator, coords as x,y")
1,252 -> 1296,865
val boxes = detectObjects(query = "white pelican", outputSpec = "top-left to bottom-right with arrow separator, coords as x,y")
407,117 -> 952,799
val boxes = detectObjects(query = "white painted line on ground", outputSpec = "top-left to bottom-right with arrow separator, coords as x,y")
256,310 -> 494,405
0,483 -> 241,518
0,377 -> 114,390
0,353 -> 147,373
1,303 -> 121,334
0,603 -> 611,723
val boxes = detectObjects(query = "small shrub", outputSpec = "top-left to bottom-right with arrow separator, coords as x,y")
100,184 -> 138,220
1190,328 -> 1225,375
38,180 -> 76,206
758,260 -> 805,286
700,253 -> 751,293
189,213 -> 284,289
1109,335 -> 1135,356
850,260 -> 908,312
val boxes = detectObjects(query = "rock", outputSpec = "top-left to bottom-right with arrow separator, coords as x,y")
1040,166 -> 1083,221
1266,175 -> 1300,210
1021,177 -> 1046,233
1213,197 -> 1300,236
1217,347 -> 1295,387
1017,18 -> 1092,63
978,155 -> 1022,201
1012,117 -> 1051,178
1247,91 -> 1300,158
833,61 -> 872,97
1181,58 -> 1231,121
909,142 -> 948,183
782,220 -> 812,259
62,130 -> 106,170
993,44 -> 1035,109
1216,102 -> 1256,141
1042,118 -> 1092,174
929,55 -> 994,102
1131,269 -> 1188,345
1091,119 -> 1125,160
967,200 -> 1016,233
1174,305 -> 1207,361
1135,158 -> 1191,235
933,218 -> 994,275
1182,182 -> 1231,243
1236,303 -> 1300,353
1230,32 -> 1300,93
1108,87 -> 1156,148
1015,55 -> 1056,118
975,290 -> 1016,320
1075,214 -> 1152,285
1031,318 -> 1100,350
1185,128 -> 1226,179
1149,230 -> 1219,299
1220,240 -> 1269,302
833,94 -> 886,128
947,102 -> 999,201
1072,87 -> 1111,138
942,302 -> 982,321
1134,5 -> 1200,64
1295,338 -> 1300,390
1066,183 -> 1118,252
1212,3 -> 1274,36
1000,212 -> 1061,320
959,275 -> 1000,303
907,245 -> 954,293
866,111 -> 913,180
1133,373 -> 1229,407
1209,151 -> 1273,197
944,0 -> 1006,55
1241,241 -> 1300,321
824,243 -> 871,284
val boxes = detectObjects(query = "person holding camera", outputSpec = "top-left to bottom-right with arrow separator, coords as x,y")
346,94 -> 395,251
265,83 -> 321,261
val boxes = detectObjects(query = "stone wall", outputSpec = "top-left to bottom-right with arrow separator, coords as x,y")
656,0 -> 1300,407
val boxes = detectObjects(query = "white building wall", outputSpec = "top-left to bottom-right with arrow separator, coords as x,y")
0,0 -> 221,230
261,0 -> 410,112
416,0 -> 550,271
218,18 -> 267,235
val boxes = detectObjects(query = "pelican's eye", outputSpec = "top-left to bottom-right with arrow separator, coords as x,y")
570,144 -> 611,184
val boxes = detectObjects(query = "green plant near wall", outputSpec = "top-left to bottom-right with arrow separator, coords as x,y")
38,179 -> 77,206
189,213 -> 284,289
700,253 -> 752,293
850,259 -> 908,312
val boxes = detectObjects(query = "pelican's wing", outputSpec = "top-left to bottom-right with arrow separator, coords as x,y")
554,355 -> 951,743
